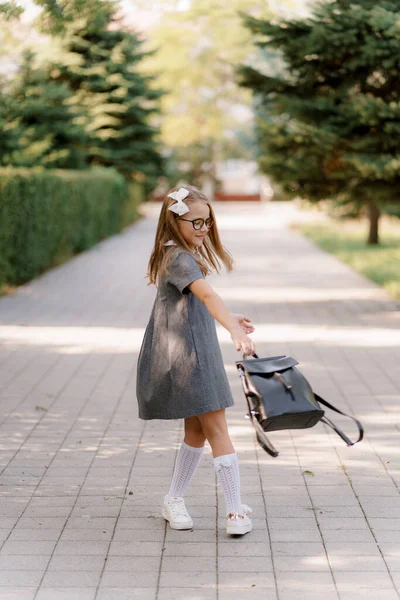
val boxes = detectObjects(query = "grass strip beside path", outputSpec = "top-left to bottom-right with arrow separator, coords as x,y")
296,218 -> 400,300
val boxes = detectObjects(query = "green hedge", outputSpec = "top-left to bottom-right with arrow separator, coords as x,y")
0,167 -> 143,287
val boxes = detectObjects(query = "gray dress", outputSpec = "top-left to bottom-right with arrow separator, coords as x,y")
136,247 -> 235,420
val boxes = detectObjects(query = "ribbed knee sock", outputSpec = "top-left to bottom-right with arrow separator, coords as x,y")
166,441 -> 204,500
213,452 -> 243,515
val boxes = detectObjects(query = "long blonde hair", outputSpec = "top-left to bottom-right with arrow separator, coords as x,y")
147,185 -> 233,286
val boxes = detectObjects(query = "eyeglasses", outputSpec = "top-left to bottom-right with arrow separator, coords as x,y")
178,217 -> 214,230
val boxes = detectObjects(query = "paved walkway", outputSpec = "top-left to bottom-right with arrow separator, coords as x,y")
0,201 -> 399,600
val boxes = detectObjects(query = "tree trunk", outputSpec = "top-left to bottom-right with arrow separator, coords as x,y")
367,201 -> 380,245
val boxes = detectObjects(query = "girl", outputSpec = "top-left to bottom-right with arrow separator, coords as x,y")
136,184 -> 256,536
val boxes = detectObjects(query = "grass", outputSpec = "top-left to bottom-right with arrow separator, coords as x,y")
296,216 -> 400,300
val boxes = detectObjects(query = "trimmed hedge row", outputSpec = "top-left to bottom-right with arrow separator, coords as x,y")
0,167 -> 143,287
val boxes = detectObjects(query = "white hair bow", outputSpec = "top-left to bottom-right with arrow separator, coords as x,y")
167,187 -> 190,216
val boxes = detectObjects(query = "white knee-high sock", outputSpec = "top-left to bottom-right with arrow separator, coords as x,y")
213,452 -> 243,515
166,441 -> 204,500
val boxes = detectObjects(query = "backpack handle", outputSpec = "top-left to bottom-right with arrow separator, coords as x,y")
243,352 -> 259,359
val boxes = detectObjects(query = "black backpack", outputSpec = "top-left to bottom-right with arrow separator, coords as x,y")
236,353 -> 364,457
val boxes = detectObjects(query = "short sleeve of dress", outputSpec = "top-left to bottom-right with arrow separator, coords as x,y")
168,251 -> 205,294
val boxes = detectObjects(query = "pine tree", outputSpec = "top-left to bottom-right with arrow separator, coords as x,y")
54,13 -> 165,188
238,0 -> 400,244
0,83 -> 20,165
7,49 -> 87,168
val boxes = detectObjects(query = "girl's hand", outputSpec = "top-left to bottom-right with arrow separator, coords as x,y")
230,313 -> 255,334
230,326 -> 255,356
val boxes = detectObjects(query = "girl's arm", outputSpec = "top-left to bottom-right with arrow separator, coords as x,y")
188,279 -> 255,356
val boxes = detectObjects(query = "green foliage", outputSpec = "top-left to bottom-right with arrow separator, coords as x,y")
0,85 -> 19,163
238,1 -> 400,239
384,204 -> 400,219
33,0 -> 117,35
120,181 -> 145,227
0,167 -> 141,287
0,1 -> 23,20
1,5 -> 164,188
52,15 -> 165,187
2,49 -> 87,169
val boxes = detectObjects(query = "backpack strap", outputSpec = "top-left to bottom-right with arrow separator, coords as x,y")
314,393 -> 364,446
250,413 -> 279,458
238,365 -> 279,457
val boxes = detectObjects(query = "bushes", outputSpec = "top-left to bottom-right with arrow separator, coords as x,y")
0,167 -> 141,287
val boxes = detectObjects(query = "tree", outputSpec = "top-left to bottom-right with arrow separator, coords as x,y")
0,84 -> 19,165
132,0 -> 275,189
238,0 -> 400,244
5,49 -> 87,168
53,13 -> 165,187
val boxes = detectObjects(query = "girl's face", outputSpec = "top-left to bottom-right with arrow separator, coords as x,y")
176,201 -> 212,249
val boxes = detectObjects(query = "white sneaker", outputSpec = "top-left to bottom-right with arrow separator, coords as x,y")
241,503 -> 253,516
226,504 -> 253,535
162,494 -> 193,530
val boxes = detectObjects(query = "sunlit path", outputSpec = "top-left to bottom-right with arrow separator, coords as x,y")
0,201 -> 399,600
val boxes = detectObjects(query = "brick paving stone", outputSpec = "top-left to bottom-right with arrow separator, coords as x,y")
158,571 -> 216,587
157,589 -> 217,600
219,590 -> 277,600
338,592 -> 399,600
96,590 -> 157,600
218,571 -> 276,589
99,571 -> 159,587
40,572 -> 101,587
333,570 -> 397,589
0,201 -> 399,599
0,590 -> 37,600
35,590 -> 96,600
